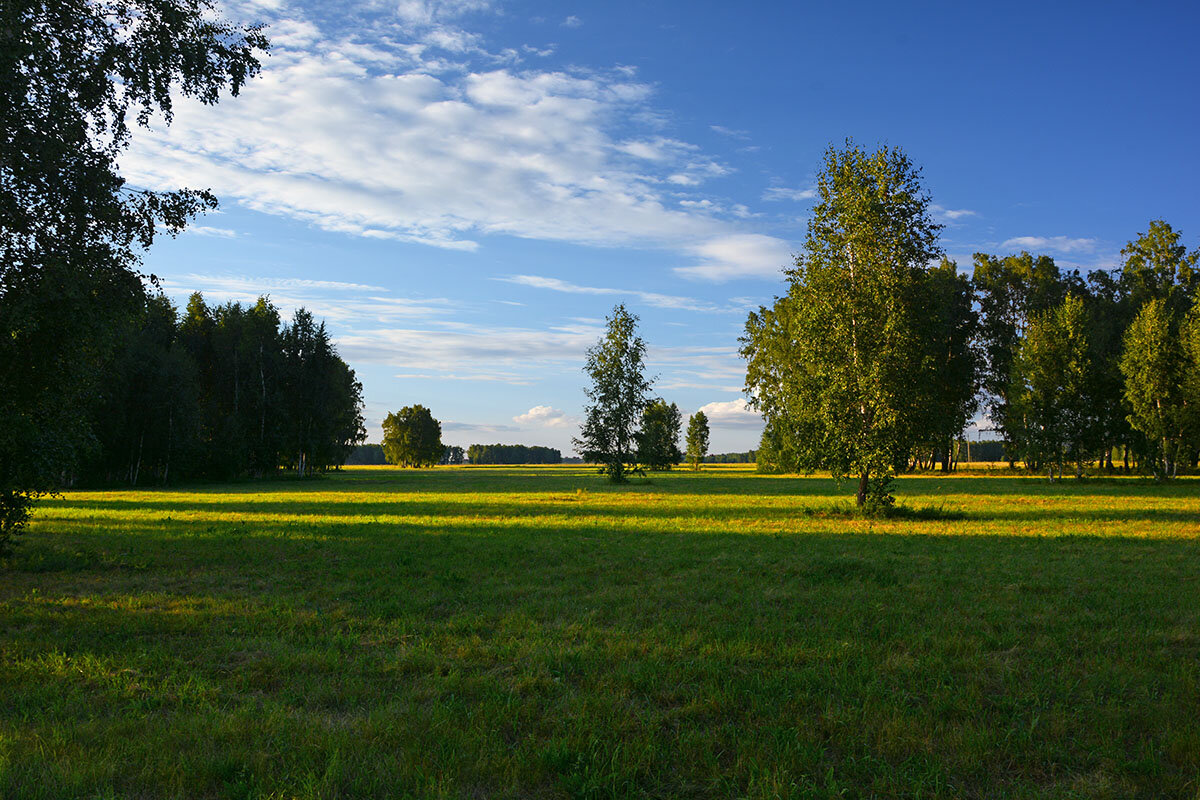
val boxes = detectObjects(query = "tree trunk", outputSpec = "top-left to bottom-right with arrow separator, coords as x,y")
857,472 -> 869,506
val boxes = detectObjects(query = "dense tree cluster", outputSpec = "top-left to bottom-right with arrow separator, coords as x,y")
637,400 -> 683,471
744,141 -> 1200,505
467,444 -> 562,465
1,0 -> 268,548
382,406 -> 444,468
79,292 -> 365,485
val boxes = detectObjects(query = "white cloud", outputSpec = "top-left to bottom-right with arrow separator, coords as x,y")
160,273 -> 453,324
674,234 -> 794,281
123,9 -> 760,259
697,398 -> 762,428
513,405 -> 570,426
1000,235 -> 1097,254
336,320 -> 603,385
184,225 -> 240,238
499,274 -> 734,312
762,187 -> 815,202
931,204 -> 976,221
562,15 -> 582,28
710,125 -> 750,139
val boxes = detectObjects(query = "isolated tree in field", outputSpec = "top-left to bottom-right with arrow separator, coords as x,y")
1121,299 -> 1187,478
574,304 -> 653,483
1008,295 -> 1093,480
741,141 -> 943,509
685,411 -> 710,471
637,399 -> 683,470
0,0 -> 266,550
382,406 -> 444,468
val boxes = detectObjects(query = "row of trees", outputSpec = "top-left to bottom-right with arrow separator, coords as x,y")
467,444 -> 562,464
573,305 -> 711,481
742,140 -> 1200,506
80,292 -> 366,485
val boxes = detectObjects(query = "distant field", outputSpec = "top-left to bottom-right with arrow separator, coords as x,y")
3,466 -> 1200,799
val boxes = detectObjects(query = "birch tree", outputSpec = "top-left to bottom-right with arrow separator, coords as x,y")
574,304 -> 653,483
741,141 -> 942,508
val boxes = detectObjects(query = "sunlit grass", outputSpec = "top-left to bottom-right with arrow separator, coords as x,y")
3,466 -> 1199,798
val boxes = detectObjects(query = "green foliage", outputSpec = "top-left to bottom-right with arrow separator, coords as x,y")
685,411 -> 710,471
742,141 -> 944,506
76,292 -> 365,484
910,258 -> 979,471
279,309 -> 366,477
1121,299 -> 1187,478
574,304 -> 653,483
1008,295 -> 1093,480
382,406 -> 444,468
441,446 -> 466,466
466,444 -> 562,465
0,0 -> 266,544
637,399 -> 683,471
971,252 -> 1069,458
1119,220 -> 1199,312
1182,301 -> 1200,450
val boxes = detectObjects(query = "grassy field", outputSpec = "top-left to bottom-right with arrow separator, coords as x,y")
3,466 -> 1200,799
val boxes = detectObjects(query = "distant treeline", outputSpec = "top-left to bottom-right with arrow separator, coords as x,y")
80,292 -> 365,485
347,442 -> 564,465
468,444 -> 562,464
705,451 -> 757,463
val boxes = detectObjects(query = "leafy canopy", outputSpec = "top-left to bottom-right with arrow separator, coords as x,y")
637,400 -> 683,471
382,406 -> 445,468
574,304 -> 653,484
685,411 -> 710,471
742,141 -> 943,507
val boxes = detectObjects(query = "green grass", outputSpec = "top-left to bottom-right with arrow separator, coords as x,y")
3,466 -> 1200,799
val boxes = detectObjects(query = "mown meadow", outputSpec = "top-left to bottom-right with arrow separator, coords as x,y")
3,466 -> 1199,799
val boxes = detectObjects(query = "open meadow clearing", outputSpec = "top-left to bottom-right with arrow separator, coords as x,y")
3,466 -> 1200,799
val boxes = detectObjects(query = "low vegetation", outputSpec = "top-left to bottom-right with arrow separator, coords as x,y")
3,466 -> 1199,798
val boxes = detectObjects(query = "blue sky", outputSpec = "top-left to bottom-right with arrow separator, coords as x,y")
130,0 -> 1200,452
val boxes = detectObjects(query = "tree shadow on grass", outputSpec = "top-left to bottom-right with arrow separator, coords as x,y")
7,515 -> 1200,798
40,493 -> 1200,527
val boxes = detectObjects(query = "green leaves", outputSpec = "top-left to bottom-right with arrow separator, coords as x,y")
382,406 -> 445,468
685,411 -> 710,471
742,141 -> 947,506
575,304 -> 653,484
1008,294 -> 1092,479
637,400 -> 683,471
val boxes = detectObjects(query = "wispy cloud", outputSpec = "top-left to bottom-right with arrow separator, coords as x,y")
561,15 -> 582,28
931,204 -> 976,222
184,225 -> 241,238
710,124 -> 750,139
160,273 -> 454,324
1000,235 -> 1097,254
762,187 -> 815,202
498,274 -> 740,312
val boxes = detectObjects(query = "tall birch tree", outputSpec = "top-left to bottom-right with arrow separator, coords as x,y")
742,141 -> 942,508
